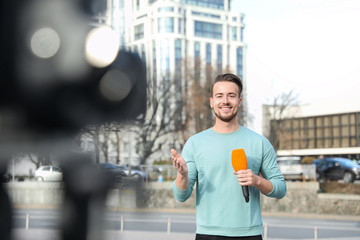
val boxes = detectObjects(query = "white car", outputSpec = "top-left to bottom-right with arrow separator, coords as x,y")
35,166 -> 63,182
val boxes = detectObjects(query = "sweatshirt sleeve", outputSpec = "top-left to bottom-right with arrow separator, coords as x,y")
260,138 -> 287,199
172,139 -> 198,202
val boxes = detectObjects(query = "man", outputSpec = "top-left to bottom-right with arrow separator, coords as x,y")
171,73 -> 286,240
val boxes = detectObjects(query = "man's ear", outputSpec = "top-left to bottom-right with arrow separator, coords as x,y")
238,97 -> 242,107
209,97 -> 213,108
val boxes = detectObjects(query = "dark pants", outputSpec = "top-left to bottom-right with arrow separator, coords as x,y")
195,234 -> 262,240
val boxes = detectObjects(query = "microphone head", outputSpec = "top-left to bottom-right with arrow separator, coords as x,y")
231,149 -> 247,171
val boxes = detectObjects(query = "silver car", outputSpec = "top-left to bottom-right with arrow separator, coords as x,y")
35,166 -> 63,182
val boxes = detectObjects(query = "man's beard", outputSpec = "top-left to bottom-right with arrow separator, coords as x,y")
213,109 -> 237,123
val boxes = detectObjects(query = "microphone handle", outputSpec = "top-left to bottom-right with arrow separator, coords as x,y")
242,186 -> 250,203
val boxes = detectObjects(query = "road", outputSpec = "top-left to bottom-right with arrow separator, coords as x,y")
12,208 -> 360,240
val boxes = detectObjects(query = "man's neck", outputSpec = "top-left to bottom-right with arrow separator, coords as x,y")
212,120 -> 240,133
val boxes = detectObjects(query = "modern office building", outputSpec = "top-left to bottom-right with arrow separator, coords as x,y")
121,0 -> 245,82
263,100 -> 360,160
111,0 -> 246,163
81,0 -> 247,164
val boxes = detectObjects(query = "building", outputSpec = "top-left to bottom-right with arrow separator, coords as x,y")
96,0 -> 247,164
263,99 -> 360,160
119,0 -> 245,81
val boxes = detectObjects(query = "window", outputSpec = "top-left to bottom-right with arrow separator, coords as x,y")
175,39 -> 182,86
206,43 -> 211,64
152,40 -> 157,96
195,21 -> 222,39
194,42 -> 200,79
194,42 -> 200,58
178,18 -> 182,34
192,11 -> 220,19
232,26 -> 237,41
158,7 -> 174,12
141,44 -> 146,65
158,17 -> 174,33
134,24 -> 144,40
236,47 -> 243,78
160,40 -> 170,73
241,27 -> 244,42
217,44 -> 222,72
53,167 -> 62,172
43,166 -> 51,171
175,39 -> 182,68
206,43 -> 212,82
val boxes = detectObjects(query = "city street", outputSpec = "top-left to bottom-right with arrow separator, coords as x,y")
11,208 -> 360,240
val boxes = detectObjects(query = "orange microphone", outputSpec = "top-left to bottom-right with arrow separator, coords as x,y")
231,149 -> 250,203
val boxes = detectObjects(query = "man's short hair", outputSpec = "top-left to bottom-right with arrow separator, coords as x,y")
210,73 -> 243,97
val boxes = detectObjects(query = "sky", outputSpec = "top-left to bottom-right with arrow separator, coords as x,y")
232,0 -> 360,133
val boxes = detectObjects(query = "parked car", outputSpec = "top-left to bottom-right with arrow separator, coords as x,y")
96,163 -> 126,182
313,157 -> 360,183
35,166 -> 63,182
277,156 -> 304,181
117,165 -> 147,181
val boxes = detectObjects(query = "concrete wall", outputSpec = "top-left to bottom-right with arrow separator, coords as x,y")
4,181 -> 360,217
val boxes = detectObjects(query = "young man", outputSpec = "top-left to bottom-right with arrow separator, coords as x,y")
171,73 -> 286,240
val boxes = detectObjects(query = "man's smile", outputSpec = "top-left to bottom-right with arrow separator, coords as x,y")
219,105 -> 232,111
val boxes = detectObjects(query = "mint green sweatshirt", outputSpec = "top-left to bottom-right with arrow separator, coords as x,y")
173,127 -> 286,237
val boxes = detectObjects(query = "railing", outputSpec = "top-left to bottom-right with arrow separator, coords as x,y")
15,212 -> 359,240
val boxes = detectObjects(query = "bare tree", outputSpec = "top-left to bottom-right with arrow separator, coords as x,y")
27,153 -> 52,169
132,75 -> 186,165
265,90 -> 299,150
177,59 -> 213,144
112,129 -> 122,165
80,123 -> 123,163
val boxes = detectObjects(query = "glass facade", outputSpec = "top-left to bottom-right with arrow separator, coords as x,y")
274,112 -> 360,150
158,17 -> 174,33
194,21 -> 222,40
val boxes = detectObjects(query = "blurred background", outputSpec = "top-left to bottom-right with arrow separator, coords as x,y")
1,0 -> 360,240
